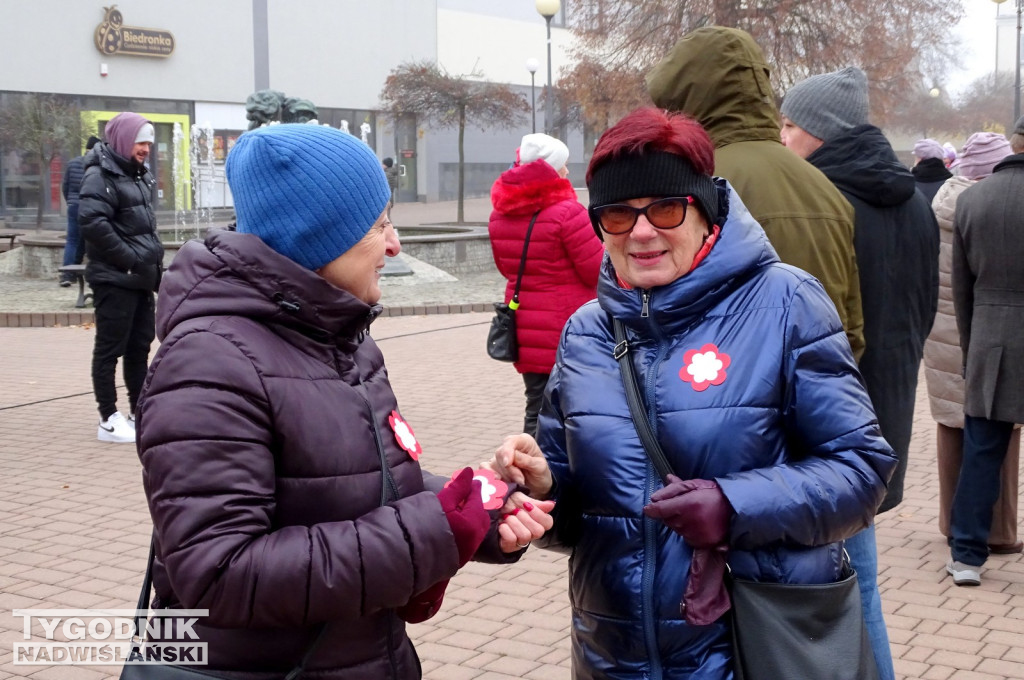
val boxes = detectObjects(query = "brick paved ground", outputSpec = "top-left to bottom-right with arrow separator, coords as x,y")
0,318 -> 1021,679
0,193 -> 1021,678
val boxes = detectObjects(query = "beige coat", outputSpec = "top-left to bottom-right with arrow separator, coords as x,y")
923,176 -> 973,428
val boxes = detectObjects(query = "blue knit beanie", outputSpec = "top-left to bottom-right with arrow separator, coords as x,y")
226,124 -> 390,270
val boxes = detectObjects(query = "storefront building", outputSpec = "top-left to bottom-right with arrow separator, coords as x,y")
0,0 -> 575,222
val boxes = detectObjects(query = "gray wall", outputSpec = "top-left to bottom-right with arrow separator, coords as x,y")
0,0 -> 436,108
1,0 -> 254,103
423,85 -> 586,202
267,0 -> 437,109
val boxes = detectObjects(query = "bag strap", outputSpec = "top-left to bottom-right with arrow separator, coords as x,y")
612,317 -> 675,484
510,210 -> 543,307
131,537 -> 329,677
129,433 -> 396,675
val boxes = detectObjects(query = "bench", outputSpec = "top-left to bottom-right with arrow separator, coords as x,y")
57,264 -> 93,308
0,229 -> 25,252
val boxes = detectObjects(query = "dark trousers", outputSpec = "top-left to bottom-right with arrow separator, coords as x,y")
950,415 -> 1015,566
62,204 -> 84,266
522,372 -> 549,438
91,284 -> 155,420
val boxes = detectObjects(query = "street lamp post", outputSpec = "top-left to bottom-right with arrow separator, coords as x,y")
993,0 -> 1023,125
535,0 -> 560,136
526,58 -> 539,134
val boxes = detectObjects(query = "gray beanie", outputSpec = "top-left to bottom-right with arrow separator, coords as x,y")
780,67 -> 870,142
1014,115 -> 1024,136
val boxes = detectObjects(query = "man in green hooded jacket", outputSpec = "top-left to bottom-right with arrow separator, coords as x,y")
647,26 -> 864,359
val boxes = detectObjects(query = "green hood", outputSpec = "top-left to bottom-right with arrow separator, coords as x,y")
647,27 -> 781,148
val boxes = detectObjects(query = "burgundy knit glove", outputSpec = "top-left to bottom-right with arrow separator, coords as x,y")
396,580 -> 449,624
643,476 -> 732,548
437,467 -> 490,566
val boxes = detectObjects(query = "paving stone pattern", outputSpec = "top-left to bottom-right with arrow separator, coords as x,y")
1,318 -> 1022,679
0,194 -> 1022,678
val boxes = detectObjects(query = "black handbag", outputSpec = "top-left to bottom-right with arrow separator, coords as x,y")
487,210 -> 541,362
611,318 -> 879,680
118,537 -> 328,680
728,559 -> 879,680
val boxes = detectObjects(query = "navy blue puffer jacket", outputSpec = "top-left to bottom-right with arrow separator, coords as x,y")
536,182 -> 896,680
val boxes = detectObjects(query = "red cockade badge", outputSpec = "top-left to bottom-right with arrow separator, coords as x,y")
679,343 -> 730,392
389,410 -> 422,461
444,468 -> 509,511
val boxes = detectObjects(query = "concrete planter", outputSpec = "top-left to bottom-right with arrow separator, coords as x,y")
9,237 -> 183,278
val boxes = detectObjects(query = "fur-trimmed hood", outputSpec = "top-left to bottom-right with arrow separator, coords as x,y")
490,159 -> 579,216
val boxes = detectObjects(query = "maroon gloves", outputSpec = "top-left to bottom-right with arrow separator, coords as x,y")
643,476 -> 733,626
398,468 -> 490,624
397,580 -> 448,624
643,476 -> 732,548
681,545 -> 730,626
438,467 -> 491,566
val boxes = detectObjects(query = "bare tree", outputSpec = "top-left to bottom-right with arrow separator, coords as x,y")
0,93 -> 84,227
379,61 -> 529,224
566,0 -> 964,127
955,72 -> 1017,135
889,86 -> 962,139
558,58 -> 651,139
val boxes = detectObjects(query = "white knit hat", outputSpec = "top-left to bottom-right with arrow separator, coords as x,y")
518,133 -> 569,171
134,123 -> 155,145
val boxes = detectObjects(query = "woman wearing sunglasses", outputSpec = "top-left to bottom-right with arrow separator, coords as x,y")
487,108 -> 896,679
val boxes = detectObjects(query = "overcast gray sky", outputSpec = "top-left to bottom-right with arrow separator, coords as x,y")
948,2 -> 1003,96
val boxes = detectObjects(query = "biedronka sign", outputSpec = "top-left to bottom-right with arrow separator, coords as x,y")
94,5 -> 175,58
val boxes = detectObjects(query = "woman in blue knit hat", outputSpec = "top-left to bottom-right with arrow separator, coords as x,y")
131,124 -> 554,679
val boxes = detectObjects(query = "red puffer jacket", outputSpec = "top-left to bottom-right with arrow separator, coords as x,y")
488,160 -> 604,374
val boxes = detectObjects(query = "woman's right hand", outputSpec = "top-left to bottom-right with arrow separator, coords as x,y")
486,433 -> 554,498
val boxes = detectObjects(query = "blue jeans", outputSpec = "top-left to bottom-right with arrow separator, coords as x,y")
846,524 -> 894,680
62,203 -> 83,266
950,416 -> 1014,566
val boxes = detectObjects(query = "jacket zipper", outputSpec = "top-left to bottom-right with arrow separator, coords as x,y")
356,383 -> 400,677
639,297 -> 667,679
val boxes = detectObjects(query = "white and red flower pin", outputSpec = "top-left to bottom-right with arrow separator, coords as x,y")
443,468 -> 510,511
679,343 -> 730,392
388,410 -> 422,461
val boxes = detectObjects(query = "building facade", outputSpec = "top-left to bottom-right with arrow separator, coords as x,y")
0,0 -> 579,221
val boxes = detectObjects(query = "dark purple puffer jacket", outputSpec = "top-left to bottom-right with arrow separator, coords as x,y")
136,229 -> 472,679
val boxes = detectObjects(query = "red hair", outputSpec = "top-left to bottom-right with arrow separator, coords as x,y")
586,107 -> 715,184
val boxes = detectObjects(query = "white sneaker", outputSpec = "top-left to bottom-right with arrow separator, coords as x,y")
127,413 -> 136,428
98,412 -> 135,444
946,559 -> 981,586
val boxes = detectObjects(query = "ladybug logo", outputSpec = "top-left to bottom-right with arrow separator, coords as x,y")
95,6 -> 124,55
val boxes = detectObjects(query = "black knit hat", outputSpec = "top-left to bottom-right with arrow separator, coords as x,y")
587,151 -> 719,238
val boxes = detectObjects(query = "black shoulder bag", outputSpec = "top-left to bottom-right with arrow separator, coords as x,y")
611,318 -> 879,680
487,210 -> 541,362
119,538 -> 328,679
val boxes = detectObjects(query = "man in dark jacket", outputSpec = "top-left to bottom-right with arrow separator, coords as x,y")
79,112 -> 164,444
911,138 -> 953,203
780,66 -> 939,680
947,115 -> 1024,586
646,27 -> 865,359
59,135 -> 100,286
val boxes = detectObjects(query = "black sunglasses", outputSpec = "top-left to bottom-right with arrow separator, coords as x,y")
591,196 -> 695,235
